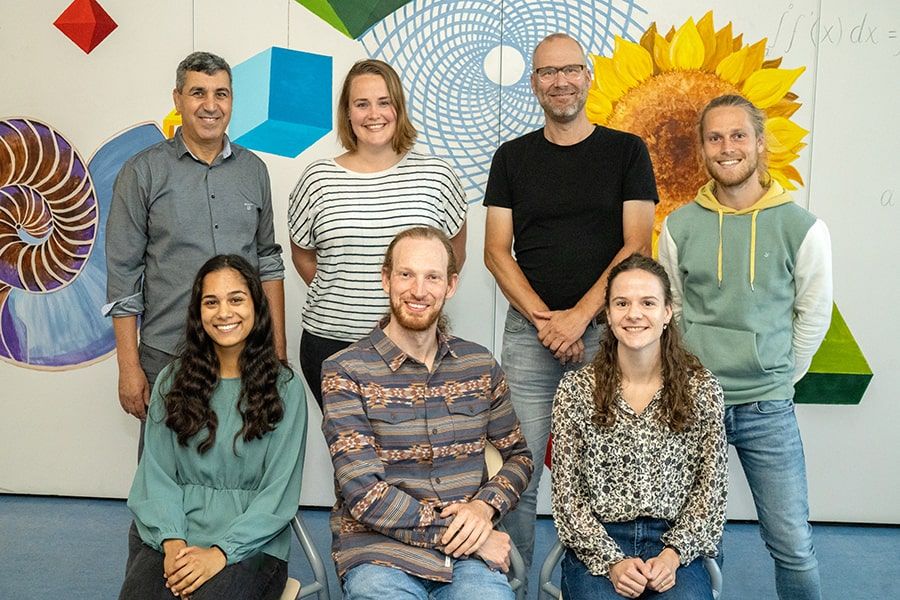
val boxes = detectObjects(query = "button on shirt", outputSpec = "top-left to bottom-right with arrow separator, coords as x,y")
104,130 -> 283,354
321,322 -> 534,582
551,365 -> 727,576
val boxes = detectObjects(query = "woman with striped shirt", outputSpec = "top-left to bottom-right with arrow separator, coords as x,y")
288,59 -> 468,407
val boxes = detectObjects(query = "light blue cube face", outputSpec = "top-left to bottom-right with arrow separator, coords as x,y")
231,47 -> 333,158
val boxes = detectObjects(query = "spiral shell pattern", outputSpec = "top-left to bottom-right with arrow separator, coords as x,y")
0,119 -> 98,364
0,119 -> 98,296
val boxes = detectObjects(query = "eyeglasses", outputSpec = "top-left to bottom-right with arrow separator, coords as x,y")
533,64 -> 586,82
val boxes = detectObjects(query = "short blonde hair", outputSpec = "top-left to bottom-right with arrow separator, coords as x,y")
336,59 -> 417,154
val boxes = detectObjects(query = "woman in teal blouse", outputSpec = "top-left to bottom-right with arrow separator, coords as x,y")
119,255 -> 308,600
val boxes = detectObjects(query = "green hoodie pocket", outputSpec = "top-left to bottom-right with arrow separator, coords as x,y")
683,323 -> 767,381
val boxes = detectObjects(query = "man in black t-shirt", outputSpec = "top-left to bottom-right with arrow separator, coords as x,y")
483,33 -> 658,578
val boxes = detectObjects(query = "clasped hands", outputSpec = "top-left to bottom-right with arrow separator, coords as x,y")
162,539 -> 227,598
532,307 -> 592,365
609,548 -> 680,598
438,499 -> 511,573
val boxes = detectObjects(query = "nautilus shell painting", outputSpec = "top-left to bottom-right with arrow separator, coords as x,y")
0,119 -> 163,370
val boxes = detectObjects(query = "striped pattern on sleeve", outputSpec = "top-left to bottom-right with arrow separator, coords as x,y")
287,152 -> 468,342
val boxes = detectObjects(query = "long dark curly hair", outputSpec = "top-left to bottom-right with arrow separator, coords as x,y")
592,254 -> 702,432
164,254 -> 288,453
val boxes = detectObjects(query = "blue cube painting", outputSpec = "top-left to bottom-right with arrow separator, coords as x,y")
231,47 -> 333,158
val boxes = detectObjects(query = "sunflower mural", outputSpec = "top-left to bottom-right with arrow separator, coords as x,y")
586,11 -> 808,233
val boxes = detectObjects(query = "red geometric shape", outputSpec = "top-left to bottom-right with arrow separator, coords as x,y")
53,0 -> 117,54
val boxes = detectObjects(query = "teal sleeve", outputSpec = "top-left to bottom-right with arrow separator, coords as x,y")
216,373 -> 308,564
126,368 -> 187,550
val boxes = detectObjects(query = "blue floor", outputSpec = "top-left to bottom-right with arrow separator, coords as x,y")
0,494 -> 896,599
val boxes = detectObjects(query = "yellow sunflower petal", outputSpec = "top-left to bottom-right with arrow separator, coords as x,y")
669,18 -> 706,69
640,22 -> 657,54
766,116 -> 809,153
613,38 -> 653,86
640,23 -> 661,75
762,57 -> 783,69
742,66 -> 805,108
733,33 -> 744,51
665,25 -> 676,42
697,11 -> 718,70
708,22 -> 735,69
586,88 -> 613,124
782,164 -> 805,185
740,39 -> 767,82
766,99 -> 801,118
653,33 -> 673,72
771,164 -> 804,189
767,151 -> 801,168
715,46 -> 748,84
592,54 -> 629,100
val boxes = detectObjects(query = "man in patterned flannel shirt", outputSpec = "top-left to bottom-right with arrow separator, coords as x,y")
322,226 -> 534,599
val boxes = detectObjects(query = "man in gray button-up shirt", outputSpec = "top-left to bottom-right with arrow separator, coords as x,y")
105,51 -> 285,428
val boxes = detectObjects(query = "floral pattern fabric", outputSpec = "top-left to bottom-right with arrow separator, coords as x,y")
551,364 -> 728,576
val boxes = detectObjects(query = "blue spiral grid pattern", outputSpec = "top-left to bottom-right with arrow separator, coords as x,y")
361,0 -> 647,200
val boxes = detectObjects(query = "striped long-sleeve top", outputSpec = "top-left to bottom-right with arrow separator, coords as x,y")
287,152 -> 467,342
321,322 -> 533,582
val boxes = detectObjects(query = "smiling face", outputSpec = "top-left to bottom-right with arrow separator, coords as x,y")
200,267 -> 254,356
606,268 -> 673,356
701,105 -> 765,190
347,73 -> 397,152
173,69 -> 232,157
382,236 -> 458,333
531,36 -> 591,123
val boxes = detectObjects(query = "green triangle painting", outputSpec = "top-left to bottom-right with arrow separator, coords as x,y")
795,304 -> 872,405
295,0 -> 412,39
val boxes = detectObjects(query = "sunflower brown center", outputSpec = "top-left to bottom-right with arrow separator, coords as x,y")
607,71 -> 738,231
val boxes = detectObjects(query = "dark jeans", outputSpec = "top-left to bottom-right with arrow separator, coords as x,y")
560,518 -> 713,600
120,523 -> 287,600
299,330 -> 352,409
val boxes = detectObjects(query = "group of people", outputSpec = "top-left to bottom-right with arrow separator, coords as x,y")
106,31 -> 832,600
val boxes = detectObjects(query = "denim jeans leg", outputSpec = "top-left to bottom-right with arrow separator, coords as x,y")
725,400 -> 821,600
499,307 -> 600,578
432,558 -> 515,600
560,548 -> 620,600
561,519 -> 712,600
342,563 -> 429,600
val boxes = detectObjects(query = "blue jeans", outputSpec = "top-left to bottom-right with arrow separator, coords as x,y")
560,518 -> 712,599
725,399 -> 821,600
342,560 -> 514,600
498,307 -> 601,575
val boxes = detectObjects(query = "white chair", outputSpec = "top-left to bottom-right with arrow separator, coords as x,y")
485,443 -> 527,600
279,514 -> 331,600
538,537 -> 722,600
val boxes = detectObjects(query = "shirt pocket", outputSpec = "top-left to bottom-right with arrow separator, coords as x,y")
447,395 -> 490,443
365,404 -> 418,447
214,193 -> 261,257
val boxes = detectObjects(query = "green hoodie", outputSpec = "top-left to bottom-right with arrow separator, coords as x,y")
660,181 -> 817,404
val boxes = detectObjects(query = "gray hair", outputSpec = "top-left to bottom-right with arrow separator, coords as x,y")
175,51 -> 232,91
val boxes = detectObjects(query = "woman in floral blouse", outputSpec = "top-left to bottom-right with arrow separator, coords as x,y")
551,254 -> 727,599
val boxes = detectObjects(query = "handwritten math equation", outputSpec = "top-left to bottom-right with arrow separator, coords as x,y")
768,5 -> 899,56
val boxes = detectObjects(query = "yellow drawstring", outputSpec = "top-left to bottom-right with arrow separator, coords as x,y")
749,210 -> 759,290
717,210 -> 724,287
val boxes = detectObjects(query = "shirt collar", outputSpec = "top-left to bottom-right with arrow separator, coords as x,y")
370,317 -> 457,372
173,128 -> 233,164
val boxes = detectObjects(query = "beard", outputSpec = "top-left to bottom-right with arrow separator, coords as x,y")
706,152 -> 761,188
537,82 -> 589,123
389,295 -> 444,332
